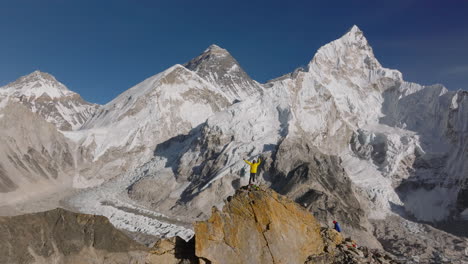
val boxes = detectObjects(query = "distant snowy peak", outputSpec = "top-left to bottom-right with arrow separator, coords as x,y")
184,44 -> 263,102
74,64 -> 232,174
0,70 -> 73,99
82,64 -> 231,130
0,71 -> 98,131
308,25 -> 402,83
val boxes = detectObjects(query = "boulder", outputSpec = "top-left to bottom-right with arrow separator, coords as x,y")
194,187 -> 325,264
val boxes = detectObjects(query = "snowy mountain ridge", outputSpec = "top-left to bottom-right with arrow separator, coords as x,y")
0,70 -> 73,99
0,70 -> 98,130
117,26 -> 467,236
1,25 -> 467,262
61,64 -> 234,187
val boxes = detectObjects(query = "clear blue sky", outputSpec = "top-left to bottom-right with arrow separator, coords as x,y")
1,0 -> 467,104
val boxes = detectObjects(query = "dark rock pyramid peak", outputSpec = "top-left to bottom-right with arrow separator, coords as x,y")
184,44 -> 263,102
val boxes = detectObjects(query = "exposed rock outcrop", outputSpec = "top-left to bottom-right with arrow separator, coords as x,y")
195,187 -> 324,264
194,187 -> 398,264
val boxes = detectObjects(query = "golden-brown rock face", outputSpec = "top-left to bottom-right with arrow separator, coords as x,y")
194,187 -> 325,264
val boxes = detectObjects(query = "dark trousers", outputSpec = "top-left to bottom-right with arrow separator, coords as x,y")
249,172 -> 256,184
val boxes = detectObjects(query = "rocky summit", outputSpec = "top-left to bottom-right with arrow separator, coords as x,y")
194,186 -> 398,264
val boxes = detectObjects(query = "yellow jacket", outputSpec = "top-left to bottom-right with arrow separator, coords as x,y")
244,158 -> 261,173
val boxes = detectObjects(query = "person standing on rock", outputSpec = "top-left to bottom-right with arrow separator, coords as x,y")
333,221 -> 342,232
244,158 -> 261,185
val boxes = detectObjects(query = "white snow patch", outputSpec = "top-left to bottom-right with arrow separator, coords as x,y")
61,130 -> 87,143
341,151 -> 403,219
451,93 -> 459,110
72,173 -> 105,189
179,102 -> 212,126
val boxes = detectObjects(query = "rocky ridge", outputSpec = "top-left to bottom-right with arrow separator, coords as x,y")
194,186 -> 398,264
1,188 -> 398,264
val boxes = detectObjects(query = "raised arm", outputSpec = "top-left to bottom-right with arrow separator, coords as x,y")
244,159 -> 252,166
257,158 -> 261,165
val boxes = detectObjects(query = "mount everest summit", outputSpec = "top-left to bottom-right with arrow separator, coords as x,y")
0,25 -> 467,262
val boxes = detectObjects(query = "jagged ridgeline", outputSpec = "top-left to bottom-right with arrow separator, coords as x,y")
0,25 -> 467,263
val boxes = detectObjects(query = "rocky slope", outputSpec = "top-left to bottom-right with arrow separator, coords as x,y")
0,208 -> 149,264
195,186 -> 325,264
0,102 -> 76,208
0,208 -> 199,264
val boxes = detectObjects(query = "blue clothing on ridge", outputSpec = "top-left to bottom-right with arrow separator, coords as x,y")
333,221 -> 341,232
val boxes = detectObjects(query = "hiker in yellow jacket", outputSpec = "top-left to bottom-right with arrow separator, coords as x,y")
244,158 -> 261,185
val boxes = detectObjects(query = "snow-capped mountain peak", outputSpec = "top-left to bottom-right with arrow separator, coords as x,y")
184,44 -> 263,102
0,71 -> 98,130
348,24 -> 363,34
203,44 -> 229,55
1,70 -> 73,99
308,24 -> 386,75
